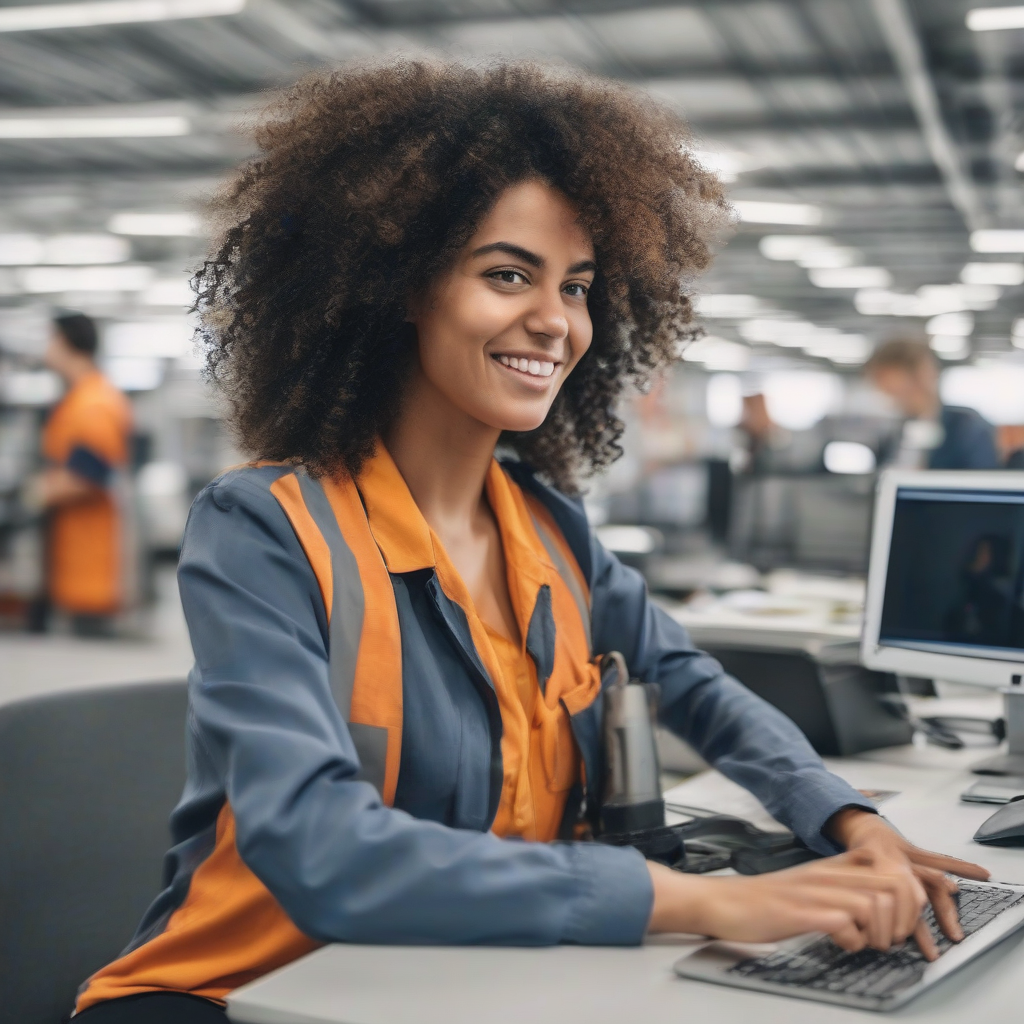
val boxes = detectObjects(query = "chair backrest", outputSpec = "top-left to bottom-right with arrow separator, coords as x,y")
0,681 -> 187,1024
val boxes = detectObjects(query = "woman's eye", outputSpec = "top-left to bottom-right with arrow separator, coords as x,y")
564,283 -> 589,298
490,269 -> 527,285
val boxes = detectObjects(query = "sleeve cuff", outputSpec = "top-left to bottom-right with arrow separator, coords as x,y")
560,842 -> 653,946
783,769 -> 878,856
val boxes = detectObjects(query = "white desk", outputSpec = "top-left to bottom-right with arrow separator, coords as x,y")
227,750 -> 1024,1024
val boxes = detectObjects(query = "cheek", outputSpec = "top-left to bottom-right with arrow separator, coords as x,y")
566,310 -> 594,368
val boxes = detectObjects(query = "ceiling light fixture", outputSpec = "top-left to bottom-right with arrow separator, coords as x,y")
0,233 -> 44,264
758,235 -> 834,261
808,267 -> 892,289
0,0 -> 245,33
803,334 -> 872,365
738,317 -> 823,348
926,312 -> 974,336
733,200 -> 823,226
0,115 -> 190,138
960,262 -> 1024,286
141,277 -> 193,305
691,149 -> 745,183
693,293 -> 768,318
970,230 -> 1024,253
17,264 -> 154,292
930,335 -> 970,359
966,5 -> 1024,30
43,233 -> 130,264
108,211 -> 202,235
795,246 -> 861,269
681,336 -> 750,371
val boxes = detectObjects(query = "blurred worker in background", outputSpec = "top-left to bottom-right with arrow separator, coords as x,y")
26,312 -> 132,636
865,337 -> 1000,470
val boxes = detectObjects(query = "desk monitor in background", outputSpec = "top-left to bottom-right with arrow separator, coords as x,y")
728,473 -> 874,574
862,470 -> 1024,688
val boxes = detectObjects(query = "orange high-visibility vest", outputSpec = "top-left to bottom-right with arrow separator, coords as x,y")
77,449 -> 599,1011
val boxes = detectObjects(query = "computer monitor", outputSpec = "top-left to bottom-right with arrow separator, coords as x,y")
862,470 -> 1024,687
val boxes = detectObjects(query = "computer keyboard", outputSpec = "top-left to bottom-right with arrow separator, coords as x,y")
728,883 -> 1023,1000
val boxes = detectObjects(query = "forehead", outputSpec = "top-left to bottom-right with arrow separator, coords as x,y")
467,180 -> 594,259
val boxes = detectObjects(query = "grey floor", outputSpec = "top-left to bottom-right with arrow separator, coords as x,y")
0,567 -> 194,706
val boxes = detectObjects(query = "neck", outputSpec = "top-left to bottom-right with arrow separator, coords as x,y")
61,355 -> 95,386
384,369 -> 501,536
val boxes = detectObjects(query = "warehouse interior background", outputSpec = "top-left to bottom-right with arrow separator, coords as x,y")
2,0 -> 1024,695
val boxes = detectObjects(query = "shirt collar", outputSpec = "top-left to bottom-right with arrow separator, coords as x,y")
355,446 -> 556,601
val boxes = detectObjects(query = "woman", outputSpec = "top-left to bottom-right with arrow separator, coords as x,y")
75,60 -> 985,1022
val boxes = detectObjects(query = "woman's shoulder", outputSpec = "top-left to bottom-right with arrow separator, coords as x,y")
183,463 -> 307,557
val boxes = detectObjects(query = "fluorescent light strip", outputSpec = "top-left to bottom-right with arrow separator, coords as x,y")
109,211 -> 201,235
966,6 -> 1024,31
0,116 -> 189,138
970,230 -> 1024,253
0,0 -> 244,33
733,200 -> 822,226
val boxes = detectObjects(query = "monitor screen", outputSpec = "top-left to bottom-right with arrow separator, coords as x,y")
879,487 -> 1024,661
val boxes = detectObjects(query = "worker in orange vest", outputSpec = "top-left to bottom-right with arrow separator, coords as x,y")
27,312 -> 133,636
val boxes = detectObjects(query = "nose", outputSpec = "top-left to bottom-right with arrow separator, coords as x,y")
523,284 -> 569,346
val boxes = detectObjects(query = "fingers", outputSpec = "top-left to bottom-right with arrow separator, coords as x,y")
913,917 -> 940,962
915,865 -> 964,943
789,861 -> 926,943
906,848 -> 990,881
785,884 -> 899,951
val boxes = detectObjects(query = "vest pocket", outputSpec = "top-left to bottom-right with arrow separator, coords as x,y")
537,660 -> 601,792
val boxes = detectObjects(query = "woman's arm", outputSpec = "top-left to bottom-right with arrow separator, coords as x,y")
588,539 -> 988,951
587,540 -> 876,853
177,469 -> 654,947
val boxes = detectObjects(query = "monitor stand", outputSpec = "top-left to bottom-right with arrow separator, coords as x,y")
973,683 -> 1024,776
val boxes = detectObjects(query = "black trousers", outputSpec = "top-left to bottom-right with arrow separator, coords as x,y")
74,993 -> 226,1023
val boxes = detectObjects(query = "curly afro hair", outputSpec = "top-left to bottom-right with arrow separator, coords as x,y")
196,59 -> 728,490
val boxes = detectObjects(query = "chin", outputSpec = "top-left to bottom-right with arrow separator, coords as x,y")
483,406 -> 551,435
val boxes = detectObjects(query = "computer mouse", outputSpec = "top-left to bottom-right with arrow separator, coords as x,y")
974,797 -> 1024,845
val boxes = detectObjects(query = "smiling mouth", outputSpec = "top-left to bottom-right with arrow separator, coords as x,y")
492,354 -> 559,379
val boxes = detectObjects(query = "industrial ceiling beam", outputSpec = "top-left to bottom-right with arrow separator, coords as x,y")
869,0 -> 989,231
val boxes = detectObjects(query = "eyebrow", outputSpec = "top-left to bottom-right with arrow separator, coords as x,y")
471,242 -> 596,276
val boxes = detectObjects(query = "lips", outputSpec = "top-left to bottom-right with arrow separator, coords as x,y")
493,354 -> 557,378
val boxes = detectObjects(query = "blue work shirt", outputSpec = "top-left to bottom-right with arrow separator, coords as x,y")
123,463 -> 877,957
930,406 -> 1001,470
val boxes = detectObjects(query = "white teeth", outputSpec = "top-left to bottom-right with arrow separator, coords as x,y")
496,355 -> 557,378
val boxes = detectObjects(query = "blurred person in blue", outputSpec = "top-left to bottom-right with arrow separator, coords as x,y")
24,311 -> 132,636
865,337 -> 1000,470
74,61 -> 986,1023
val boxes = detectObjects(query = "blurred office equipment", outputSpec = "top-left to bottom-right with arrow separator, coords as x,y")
862,470 -> 1024,773
729,472 -> 875,575
696,633 -> 911,757
0,681 -> 187,1024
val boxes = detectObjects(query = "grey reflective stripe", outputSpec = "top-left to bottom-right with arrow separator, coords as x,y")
296,471 -> 364,719
296,472 -> 387,796
527,509 -> 592,655
348,722 -> 388,791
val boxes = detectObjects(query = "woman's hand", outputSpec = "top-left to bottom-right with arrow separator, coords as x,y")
646,852 -> 952,953
826,808 -> 990,959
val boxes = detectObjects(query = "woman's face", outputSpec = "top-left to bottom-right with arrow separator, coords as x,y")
409,179 -> 596,434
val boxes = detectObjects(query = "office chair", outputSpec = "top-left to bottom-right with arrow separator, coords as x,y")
0,681 -> 187,1024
